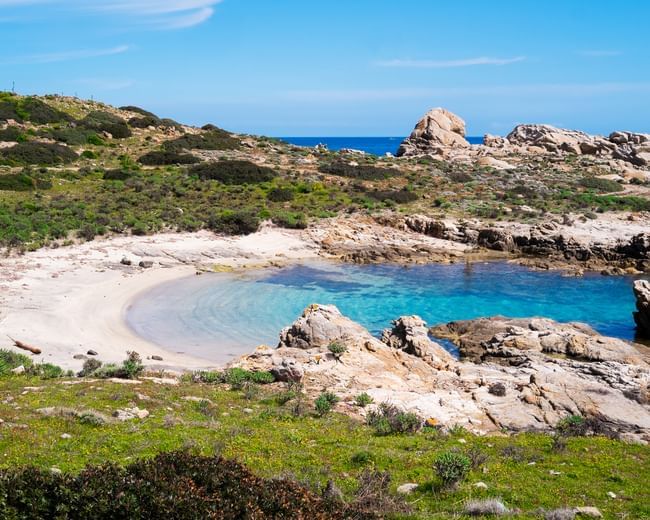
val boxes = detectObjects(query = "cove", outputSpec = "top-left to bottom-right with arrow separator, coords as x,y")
126,261 -> 643,364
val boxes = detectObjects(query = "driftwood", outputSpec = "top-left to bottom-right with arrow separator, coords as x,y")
7,336 -> 42,355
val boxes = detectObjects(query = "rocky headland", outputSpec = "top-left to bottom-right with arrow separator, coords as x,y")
234,304 -> 650,443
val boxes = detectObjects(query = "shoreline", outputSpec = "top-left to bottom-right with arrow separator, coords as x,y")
1,213 -> 648,373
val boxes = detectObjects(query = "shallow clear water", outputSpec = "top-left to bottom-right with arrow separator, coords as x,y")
280,136 -> 484,156
126,261 -> 643,363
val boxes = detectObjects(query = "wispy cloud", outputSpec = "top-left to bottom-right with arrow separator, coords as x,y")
0,45 -> 129,65
282,82 -> 650,102
0,0 -> 222,29
376,56 -> 526,68
577,50 -> 621,57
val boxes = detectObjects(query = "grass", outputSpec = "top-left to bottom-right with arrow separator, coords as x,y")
0,375 -> 647,518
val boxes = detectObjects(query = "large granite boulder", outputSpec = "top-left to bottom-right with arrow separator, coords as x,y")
234,305 -> 650,441
506,124 -> 594,155
634,280 -> 650,337
397,108 -> 469,157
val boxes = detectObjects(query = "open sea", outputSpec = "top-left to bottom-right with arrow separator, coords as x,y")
280,136 -> 484,156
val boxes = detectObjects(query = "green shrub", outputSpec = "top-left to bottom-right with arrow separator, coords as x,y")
138,150 -> 200,166
0,142 -> 78,165
449,170 -> 473,183
128,115 -> 161,128
119,105 -> 157,117
25,363 -> 65,380
0,451 -> 357,519
0,126 -> 23,142
0,349 -> 33,371
103,169 -> 133,181
318,161 -> 399,180
328,342 -> 347,361
80,150 -> 98,159
79,111 -> 131,139
366,402 -> 421,435
579,176 -> 624,193
350,450 -> 374,466
163,129 -> 240,152
78,358 -> 102,377
271,211 -> 307,229
267,187 -> 294,202
315,391 -> 339,416
17,97 -> 72,124
190,160 -> 277,184
367,189 -> 417,204
433,451 -> 471,487
0,173 -> 39,191
86,133 -> 105,146
207,210 -> 260,235
0,100 -> 21,121
93,351 -> 143,380
355,392 -> 374,408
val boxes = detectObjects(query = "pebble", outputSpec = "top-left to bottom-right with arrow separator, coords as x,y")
396,483 -> 419,495
574,506 -> 603,518
549,470 -> 562,476
607,492 -> 617,499
60,433 -> 72,439
473,481 -> 488,490
50,467 -> 62,475
87,350 -> 98,356
242,408 -> 254,414
458,438 -> 467,444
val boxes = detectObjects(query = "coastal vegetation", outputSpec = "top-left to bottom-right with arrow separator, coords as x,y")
0,370 -> 647,518
1,93 -> 648,252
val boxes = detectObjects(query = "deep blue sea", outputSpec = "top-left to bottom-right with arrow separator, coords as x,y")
280,136 -> 484,156
126,261 -> 644,363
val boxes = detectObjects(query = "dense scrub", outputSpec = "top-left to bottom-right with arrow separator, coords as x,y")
319,160 -> 400,180
0,451 -> 371,520
0,142 -> 78,166
138,150 -> 200,166
162,129 -> 240,152
0,93 -> 72,124
190,160 -> 277,184
79,111 -> 131,139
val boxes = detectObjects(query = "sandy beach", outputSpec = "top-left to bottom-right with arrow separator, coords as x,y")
0,225 -> 320,372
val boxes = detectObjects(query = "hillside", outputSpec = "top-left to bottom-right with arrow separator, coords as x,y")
1,92 -> 649,254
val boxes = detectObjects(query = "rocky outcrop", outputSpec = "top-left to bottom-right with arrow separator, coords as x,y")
634,280 -> 650,337
381,316 -> 454,368
397,108 -> 469,157
234,305 -> 650,442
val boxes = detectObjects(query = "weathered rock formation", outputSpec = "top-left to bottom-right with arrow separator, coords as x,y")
397,108 -> 469,157
396,107 -> 650,174
634,280 -> 650,337
234,305 -> 650,442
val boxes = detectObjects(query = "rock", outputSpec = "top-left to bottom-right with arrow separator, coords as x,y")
506,124 -> 592,155
150,355 -> 164,361
50,467 -> 62,475
120,257 -> 132,266
73,354 -> 87,360
139,260 -> 154,269
242,408 -> 253,414
396,483 -> 419,495
236,305 -> 650,441
60,433 -> 72,439
10,365 -> 25,374
574,506 -> 603,518
606,492 -> 617,499
397,108 -> 469,157
473,481 -> 489,490
633,280 -> 650,337
476,156 -> 516,170
113,407 -> 149,421
381,316 -> 454,368
87,350 -> 98,356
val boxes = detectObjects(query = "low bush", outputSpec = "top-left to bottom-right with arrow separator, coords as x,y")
163,129 -> 240,152
17,97 -> 73,124
190,368 -> 275,387
0,173 -> 49,191
190,160 -> 277,184
0,349 -> 33,371
315,391 -> 339,416
78,358 -> 102,377
0,451 -> 364,519
328,341 -> 347,361
319,161 -> 399,180
103,169 -> 134,181
463,498 -> 509,516
128,116 -> 161,128
271,211 -> 307,229
449,170 -> 473,183
367,189 -> 418,204
366,402 -> 421,435
0,126 -> 24,142
0,142 -> 78,165
138,150 -> 200,166
91,351 -> 144,380
26,363 -> 65,380
207,210 -> 260,235
355,392 -> 374,408
579,176 -> 624,193
119,105 -> 157,117
433,451 -> 471,487
79,111 -> 131,139
267,187 -> 295,202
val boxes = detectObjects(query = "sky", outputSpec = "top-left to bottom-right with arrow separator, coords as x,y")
1,0 -> 649,136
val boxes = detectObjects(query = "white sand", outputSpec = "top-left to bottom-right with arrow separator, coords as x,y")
0,225 -> 319,372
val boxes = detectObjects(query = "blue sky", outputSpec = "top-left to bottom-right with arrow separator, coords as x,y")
1,0 -> 649,136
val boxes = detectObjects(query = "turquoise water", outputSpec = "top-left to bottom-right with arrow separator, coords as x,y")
280,136 -> 484,156
126,261 -> 644,363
